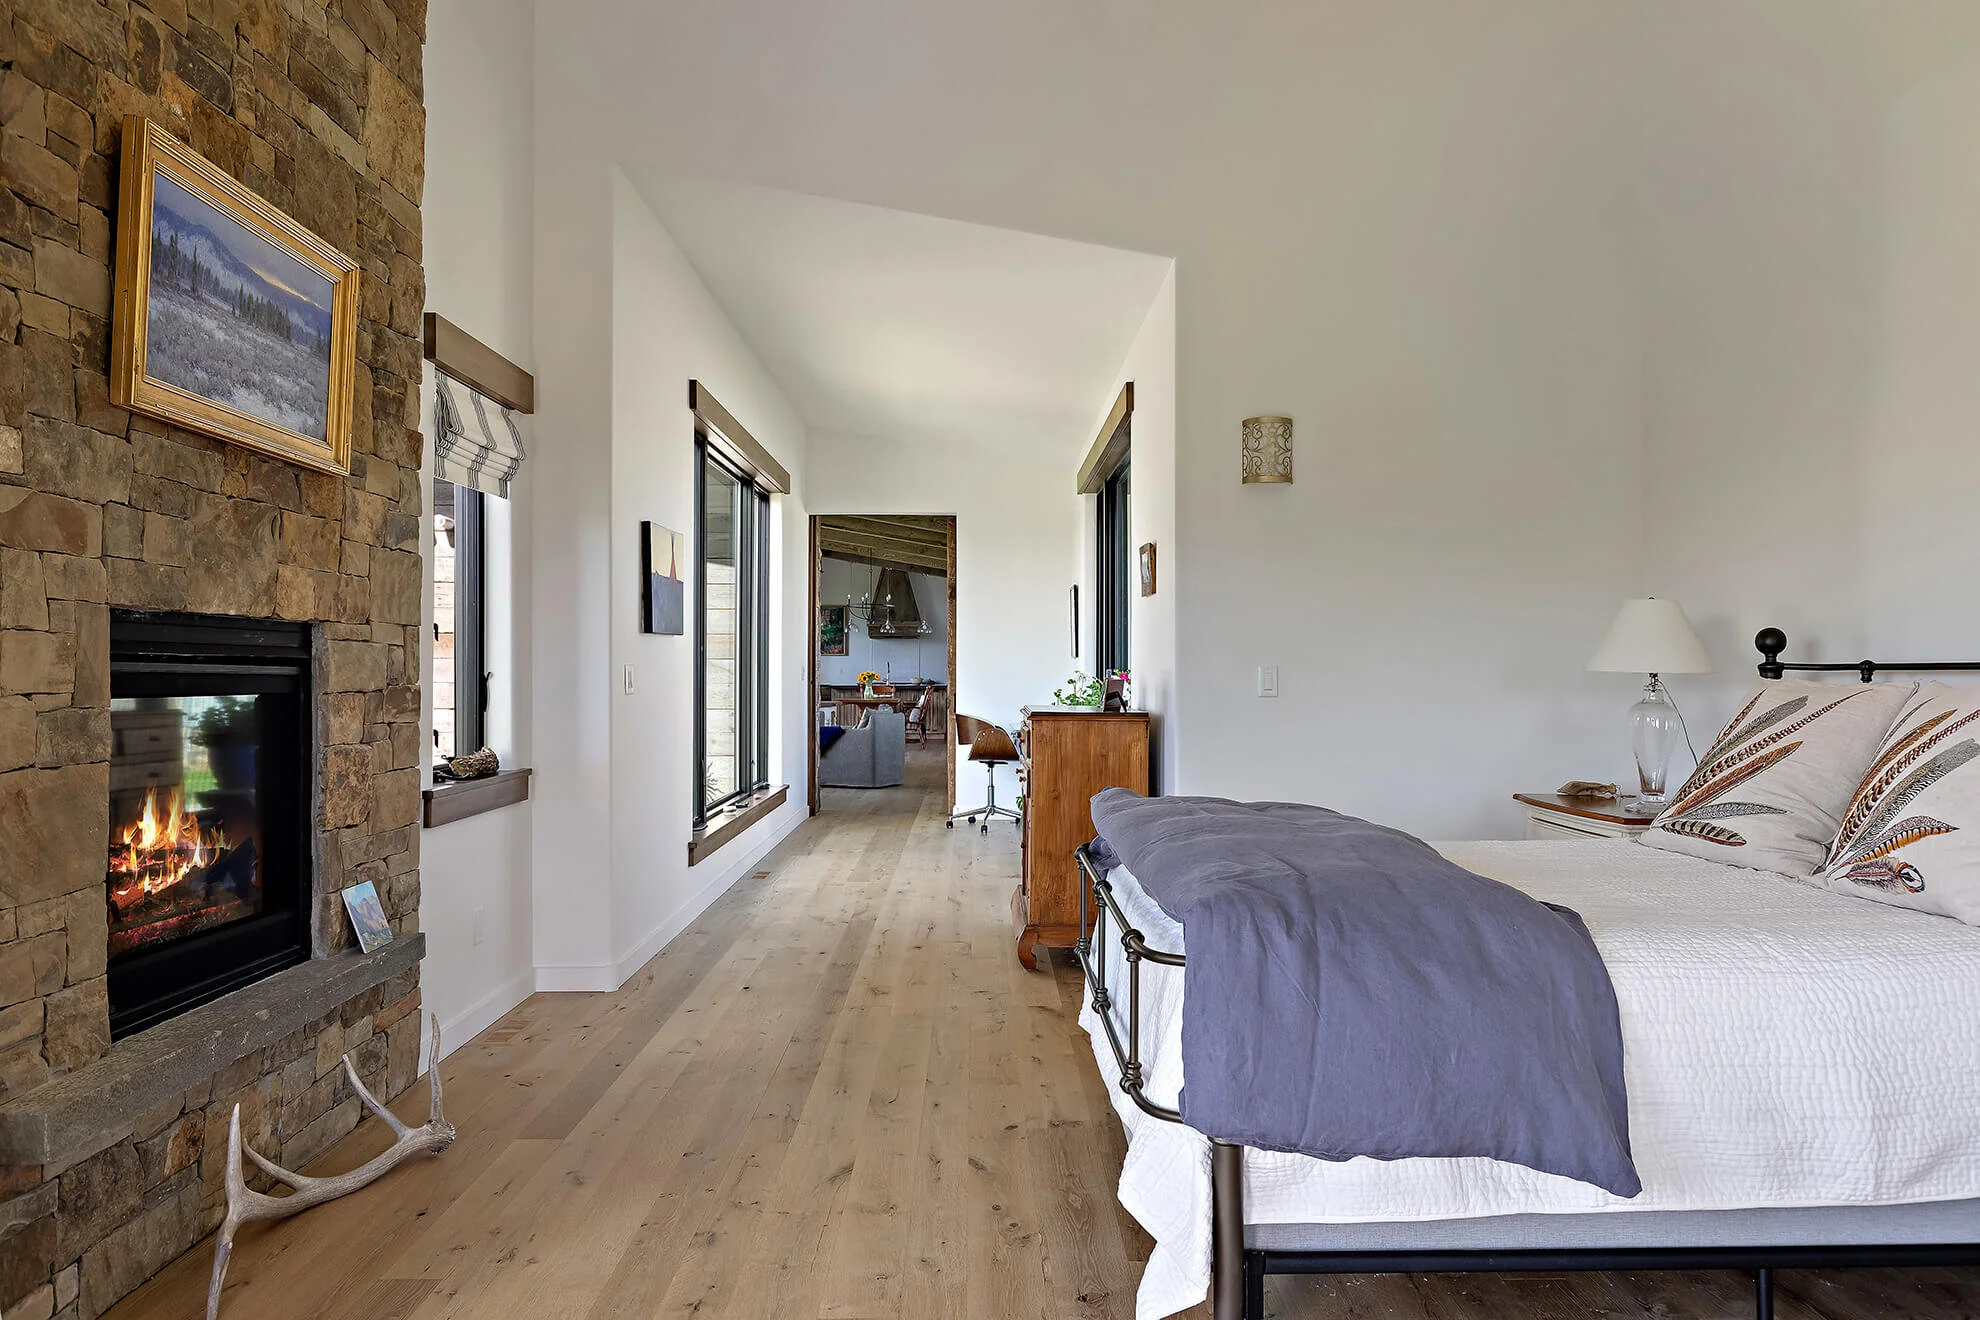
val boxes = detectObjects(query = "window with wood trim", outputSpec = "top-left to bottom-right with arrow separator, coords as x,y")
1095,454 -> 1131,676
432,475 -> 486,764
695,434 -> 772,823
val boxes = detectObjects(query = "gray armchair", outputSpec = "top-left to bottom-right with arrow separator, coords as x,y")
819,709 -> 907,788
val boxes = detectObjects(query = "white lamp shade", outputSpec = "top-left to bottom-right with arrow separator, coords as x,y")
1588,598 -> 1711,675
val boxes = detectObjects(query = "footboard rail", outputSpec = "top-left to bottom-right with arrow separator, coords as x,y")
1076,844 -> 1248,1319
1074,843 -> 1184,1123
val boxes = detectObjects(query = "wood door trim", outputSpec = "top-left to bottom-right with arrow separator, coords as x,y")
946,515 -> 957,814
808,515 -> 820,815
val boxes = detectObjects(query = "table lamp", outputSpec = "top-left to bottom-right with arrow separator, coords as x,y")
1587,598 -> 1711,806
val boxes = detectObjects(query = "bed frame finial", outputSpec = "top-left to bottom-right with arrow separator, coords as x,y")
1755,628 -> 1787,679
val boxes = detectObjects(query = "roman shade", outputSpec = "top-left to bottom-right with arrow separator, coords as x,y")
433,373 -> 527,498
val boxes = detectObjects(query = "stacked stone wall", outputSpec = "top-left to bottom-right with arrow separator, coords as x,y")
0,0 -> 428,1313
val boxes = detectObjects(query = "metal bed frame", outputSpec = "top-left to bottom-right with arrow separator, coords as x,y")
1075,628 -> 1980,1320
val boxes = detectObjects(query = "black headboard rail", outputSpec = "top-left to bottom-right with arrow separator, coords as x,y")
1755,628 -> 1980,683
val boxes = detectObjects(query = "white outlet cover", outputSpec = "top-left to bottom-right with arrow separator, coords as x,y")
623,664 -> 636,695
1257,665 -> 1279,698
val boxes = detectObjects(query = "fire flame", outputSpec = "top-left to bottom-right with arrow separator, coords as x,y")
108,785 -> 226,908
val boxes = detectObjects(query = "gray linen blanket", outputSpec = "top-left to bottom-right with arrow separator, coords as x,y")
1087,789 -> 1640,1197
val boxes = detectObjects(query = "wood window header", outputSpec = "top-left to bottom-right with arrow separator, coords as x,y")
423,312 -> 535,414
1076,382 -> 1133,494
690,380 -> 791,494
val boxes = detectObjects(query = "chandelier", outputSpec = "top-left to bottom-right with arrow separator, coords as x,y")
846,554 -> 930,635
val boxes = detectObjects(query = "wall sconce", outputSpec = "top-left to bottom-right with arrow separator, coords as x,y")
1241,416 -> 1293,484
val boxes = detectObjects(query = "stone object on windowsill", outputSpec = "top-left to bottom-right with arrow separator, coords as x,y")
435,746 -> 499,782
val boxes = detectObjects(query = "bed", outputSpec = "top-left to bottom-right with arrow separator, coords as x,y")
1077,631 -> 1980,1320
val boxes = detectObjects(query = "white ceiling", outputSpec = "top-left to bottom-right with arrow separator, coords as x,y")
628,172 -> 1171,454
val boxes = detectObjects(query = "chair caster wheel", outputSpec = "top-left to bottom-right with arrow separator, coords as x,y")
946,821 -> 954,830
968,815 -> 977,824
980,824 -> 989,834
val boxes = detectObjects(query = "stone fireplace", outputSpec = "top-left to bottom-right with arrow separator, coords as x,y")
106,612 -> 315,1038
0,1 -> 431,1315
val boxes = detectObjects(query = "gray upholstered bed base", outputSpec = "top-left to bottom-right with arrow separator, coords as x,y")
1247,1197 -> 1980,1252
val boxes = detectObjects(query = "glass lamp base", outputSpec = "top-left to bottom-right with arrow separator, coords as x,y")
1630,675 -> 1681,805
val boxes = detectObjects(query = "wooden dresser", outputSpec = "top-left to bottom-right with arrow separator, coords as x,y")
1013,707 -> 1151,969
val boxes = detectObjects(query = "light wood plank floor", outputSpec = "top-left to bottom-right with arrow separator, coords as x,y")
109,748 -> 1980,1319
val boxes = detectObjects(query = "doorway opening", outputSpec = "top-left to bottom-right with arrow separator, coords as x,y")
808,515 -> 956,815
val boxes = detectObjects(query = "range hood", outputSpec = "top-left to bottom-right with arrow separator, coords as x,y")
866,568 -> 924,639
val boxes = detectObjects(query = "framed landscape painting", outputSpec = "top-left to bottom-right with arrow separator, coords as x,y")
111,117 -> 360,475
818,604 -> 849,656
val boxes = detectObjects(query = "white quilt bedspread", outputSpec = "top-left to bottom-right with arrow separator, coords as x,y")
1079,838 -> 1980,1320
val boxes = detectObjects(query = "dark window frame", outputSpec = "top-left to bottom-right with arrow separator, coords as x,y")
1095,454 -> 1131,676
434,477 -> 489,768
694,432 -> 773,825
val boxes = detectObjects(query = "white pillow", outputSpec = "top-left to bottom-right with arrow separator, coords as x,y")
1642,679 -> 1915,874
1818,683 -> 1980,923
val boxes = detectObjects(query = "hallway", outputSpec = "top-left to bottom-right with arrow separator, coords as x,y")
110,752 -> 1980,1320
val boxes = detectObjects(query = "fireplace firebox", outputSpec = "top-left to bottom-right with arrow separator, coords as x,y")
107,611 -> 314,1038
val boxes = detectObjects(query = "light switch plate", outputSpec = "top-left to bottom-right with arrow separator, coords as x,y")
1257,665 -> 1279,698
624,664 -> 636,695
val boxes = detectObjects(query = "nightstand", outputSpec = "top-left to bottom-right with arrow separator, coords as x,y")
1514,793 -> 1659,841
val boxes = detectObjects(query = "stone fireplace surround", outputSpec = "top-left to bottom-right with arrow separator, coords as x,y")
0,0 -> 431,1314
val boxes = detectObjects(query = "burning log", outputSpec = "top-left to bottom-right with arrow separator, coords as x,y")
205,1015 -> 454,1320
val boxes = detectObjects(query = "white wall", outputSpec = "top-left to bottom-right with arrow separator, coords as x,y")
418,0 -> 537,1055
605,172 -> 811,987
817,562 -> 948,689
1642,5 -> 1980,738
415,17 -> 815,1014
512,1 -> 1980,843
1166,17 -> 1645,836
1083,266 -> 1178,792
808,430 -> 1079,807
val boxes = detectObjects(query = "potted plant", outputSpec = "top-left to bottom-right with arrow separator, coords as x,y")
1049,669 -> 1132,710
857,669 -> 881,698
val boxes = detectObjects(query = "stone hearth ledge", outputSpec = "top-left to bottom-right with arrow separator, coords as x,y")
0,936 -> 424,1170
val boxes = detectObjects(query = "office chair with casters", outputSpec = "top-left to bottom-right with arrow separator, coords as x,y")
948,714 -> 1021,832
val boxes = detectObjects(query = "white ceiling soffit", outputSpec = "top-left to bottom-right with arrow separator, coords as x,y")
629,171 -> 1172,454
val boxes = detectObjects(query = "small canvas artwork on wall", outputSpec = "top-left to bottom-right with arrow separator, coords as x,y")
111,117 -> 360,474
1139,542 -> 1157,596
341,880 -> 393,954
642,521 -> 687,635
819,604 -> 849,656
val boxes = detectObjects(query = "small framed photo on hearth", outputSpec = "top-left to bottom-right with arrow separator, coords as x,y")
342,880 -> 393,954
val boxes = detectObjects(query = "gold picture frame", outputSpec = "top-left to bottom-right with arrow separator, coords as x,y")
111,117 -> 360,475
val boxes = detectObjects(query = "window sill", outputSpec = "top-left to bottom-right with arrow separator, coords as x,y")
689,785 -> 789,866
424,767 -> 533,828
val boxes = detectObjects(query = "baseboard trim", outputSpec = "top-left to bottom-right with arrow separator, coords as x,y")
433,969 -> 535,1058
531,799 -> 805,995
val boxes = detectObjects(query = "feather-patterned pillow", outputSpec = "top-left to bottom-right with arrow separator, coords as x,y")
1641,679 -> 1915,875
1817,684 -> 1980,923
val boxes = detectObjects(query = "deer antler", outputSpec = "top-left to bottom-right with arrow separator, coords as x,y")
206,1015 -> 454,1319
